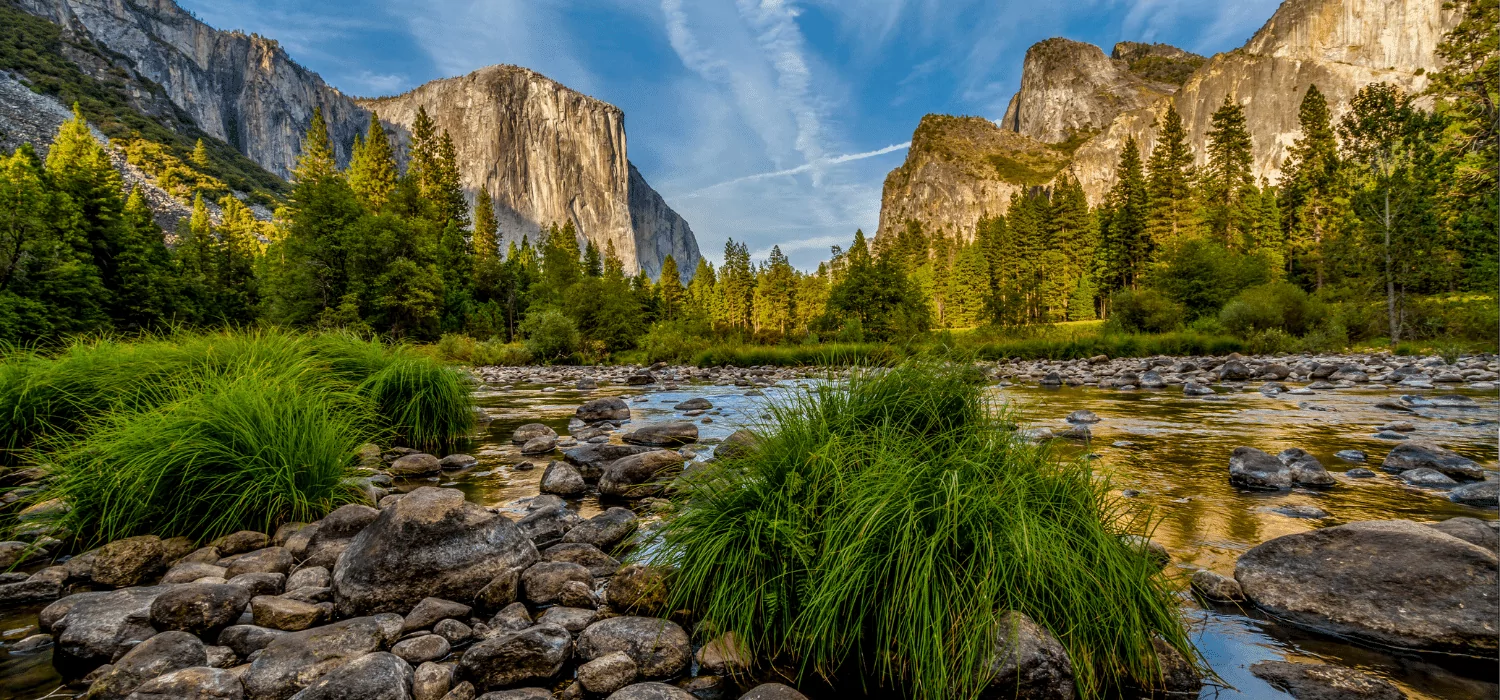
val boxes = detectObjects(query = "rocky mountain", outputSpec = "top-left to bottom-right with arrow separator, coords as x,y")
357,66 -> 700,278
8,0 -> 699,278
878,0 -> 1459,242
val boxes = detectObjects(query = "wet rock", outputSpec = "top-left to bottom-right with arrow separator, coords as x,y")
983,611 -> 1075,700
391,454 -> 443,478
1373,430 -> 1408,441
599,451 -> 687,499
512,424 -> 558,445
1278,449 -> 1335,487
562,508 -> 638,551
288,651 -> 413,700
93,536 -> 166,588
1217,361 -> 1252,381
458,623 -> 571,688
1381,442 -> 1484,481
1328,365 -> 1368,382
213,532 -> 271,557
577,398 -> 630,423
672,398 -> 712,411
1269,505 -> 1330,519
1449,480 -> 1500,507
434,619 -> 473,644
560,580 -> 598,609
44,585 -> 171,668
521,562 -> 592,606
205,646 -> 237,668
126,666 -> 246,699
0,579 -> 62,606
537,606 -> 598,633
713,430 -> 760,461
1121,536 -> 1170,569
149,583 -> 251,636
1334,450 -> 1366,462
577,651 -> 637,694
1149,637 -> 1202,695
164,563 -> 229,584
1228,447 -> 1332,491
224,548 -> 293,579
485,603 -> 532,636
404,598 -> 473,633
520,436 -> 558,455
1064,410 -> 1098,424
10,634 -> 52,654
86,630 -> 206,699
543,543 -> 619,578
1234,520 -> 1496,655
1183,382 -> 1215,396
1190,570 -> 1244,602
604,683 -> 695,700
440,455 -> 479,471
1249,661 -> 1403,700
216,625 -> 286,658
623,422 -> 699,447
1427,517 -> 1499,552
562,444 -> 656,481
392,635 -> 450,665
473,569 -> 523,613
442,682 -> 476,700
605,565 -> 669,615
575,617 -> 691,679
693,632 -> 748,675
333,487 -> 539,617
242,615 -> 401,699
515,504 -> 583,548
1400,468 -> 1457,486
251,596 -> 324,632
1345,468 -> 1377,478
539,462 -> 587,497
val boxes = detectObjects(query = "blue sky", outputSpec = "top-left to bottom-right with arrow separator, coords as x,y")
179,0 -> 1282,270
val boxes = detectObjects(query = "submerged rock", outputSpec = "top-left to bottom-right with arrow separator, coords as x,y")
1381,442 -> 1485,481
1234,520 -> 1496,655
1249,661 -> 1404,700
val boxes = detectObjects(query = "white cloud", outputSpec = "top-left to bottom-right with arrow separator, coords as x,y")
347,71 -> 410,96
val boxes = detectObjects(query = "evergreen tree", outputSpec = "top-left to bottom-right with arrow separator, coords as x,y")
46,104 -> 126,320
716,238 -> 754,332
473,190 -> 499,261
824,229 -> 928,339
657,254 -> 686,321
1203,95 -> 1257,243
1049,174 -> 1095,318
1097,137 -> 1149,302
795,263 -> 830,334
408,107 -> 440,198
348,112 -> 398,211
583,241 -> 603,278
175,194 -> 217,322
0,144 -> 106,339
753,246 -> 796,336
1428,0 -> 1499,291
191,138 -> 210,169
215,195 -> 260,323
943,241 -> 990,328
294,107 -> 339,183
686,257 -> 717,319
1279,85 -> 1343,288
1067,274 -> 1097,321
433,131 -> 470,228
1145,106 -> 1198,247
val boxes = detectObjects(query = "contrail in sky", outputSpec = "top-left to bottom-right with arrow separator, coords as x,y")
684,142 -> 911,197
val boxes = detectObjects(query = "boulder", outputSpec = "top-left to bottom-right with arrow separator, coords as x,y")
149,583 -> 251,635
93,536 -> 166,587
251,596 -> 324,632
473,568 -> 523,612
301,505 -> 381,570
622,422 -> 698,447
693,632 -> 748,675
672,398 -> 712,411
577,651 -> 637,694
515,504 -> 583,548
604,684 -> 695,700
333,488 -> 539,617
536,606 -> 598,633
212,532 -> 270,557
86,630 -> 206,699
605,564 -> 669,615
520,436 -> 557,455
714,430 -> 760,461
217,625 -> 287,658
0,578 -> 62,606
1235,520 -> 1496,655
1400,468 -> 1457,486
1228,447 -> 1333,491
163,563 -> 229,584
286,568 -> 331,591
562,508 -> 638,551
44,585 -> 171,668
228,573 -> 285,598
433,619 -> 473,645
1064,410 -> 1098,424
413,662 -> 454,700
440,455 -> 478,471
983,611 -> 1075,700
576,398 -> 630,423
1249,661 -> 1403,700
403,598 -> 473,633
539,462 -> 586,497
1449,480 -> 1500,507
575,617 -> 691,679
126,666 -> 246,699
544,543 -> 619,578
485,603 -> 532,636
1189,570 -> 1244,603
288,652 -> 413,700
511,424 -> 558,445
1427,517 -> 1499,552
457,623 -> 571,688
1148,637 -> 1202,695
392,635 -> 450,665
1381,442 -> 1485,481
224,548 -> 294,579
241,615 -> 402,700
1277,449 -> 1335,488
520,562 -> 592,606
1217,361 -> 1252,380
599,451 -> 687,499
390,454 -> 443,478
737,684 -> 808,700
562,444 -> 656,481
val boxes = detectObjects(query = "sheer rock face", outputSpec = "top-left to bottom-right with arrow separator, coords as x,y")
356,66 -> 699,278
874,116 -> 1037,243
879,0 -> 1460,241
18,0 -> 367,178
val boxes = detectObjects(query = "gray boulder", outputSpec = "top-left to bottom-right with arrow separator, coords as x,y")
622,422 -> 698,447
1449,480 -> 1500,507
576,398 -> 630,423
520,562 -> 592,606
604,564 -> 669,615
983,611 -> 1075,700
212,532 -> 270,557
241,615 -> 402,700
511,424 -> 557,445
599,451 -> 686,499
538,462 -> 586,497
562,444 -> 656,481
562,508 -> 637,551
577,651 -> 637,694
1235,520 -> 1496,655
224,548 -> 293,579
519,436 -> 557,455
1381,442 -> 1485,481
672,398 -> 712,411
403,597 -> 472,633
1189,570 -> 1244,602
1400,468 -> 1457,486
333,488 -> 538,617
390,454 -> 443,478
216,625 -> 286,658
43,585 -> 171,668
288,652 -> 413,700
543,543 -> 620,577
713,430 -> 760,460
575,616 -> 691,679
251,596 -> 324,631
458,623 -> 571,688
149,583 -> 251,635
301,505 -> 381,569
440,455 -> 478,471
605,684 -> 695,700
86,630 -> 206,699
1427,517 -> 1499,552
515,504 -> 583,548
1228,447 -> 1334,491
92,536 -> 165,588
392,635 -> 450,665
125,666 -> 245,699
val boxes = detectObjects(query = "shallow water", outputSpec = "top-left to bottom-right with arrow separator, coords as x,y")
1,377 -> 1494,699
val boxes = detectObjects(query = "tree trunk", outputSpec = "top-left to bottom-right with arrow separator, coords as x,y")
1383,187 -> 1399,345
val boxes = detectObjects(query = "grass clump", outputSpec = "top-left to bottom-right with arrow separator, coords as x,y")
1,329 -> 474,543
657,362 -> 1196,699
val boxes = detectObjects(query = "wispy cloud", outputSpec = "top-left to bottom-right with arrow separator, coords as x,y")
685,142 -> 910,197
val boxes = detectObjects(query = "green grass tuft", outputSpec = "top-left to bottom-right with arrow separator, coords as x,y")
656,362 -> 1196,699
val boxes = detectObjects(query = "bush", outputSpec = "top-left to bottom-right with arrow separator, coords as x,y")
639,319 -> 713,364
658,363 -> 1196,699
519,309 -> 580,363
431,333 -> 530,366
1148,239 -> 1272,319
1219,282 -> 1324,337
1109,289 -> 1184,334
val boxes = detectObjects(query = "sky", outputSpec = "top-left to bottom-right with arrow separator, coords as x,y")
177,0 -> 1282,270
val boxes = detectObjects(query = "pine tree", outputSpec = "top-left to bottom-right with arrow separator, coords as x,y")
348,112 -> 398,211
657,254 -> 686,320
175,193 -> 216,322
1428,0 -> 1499,290
1049,174 -> 1095,318
1203,95 -> 1257,244
717,238 -> 754,332
753,246 -> 796,337
1145,106 -> 1197,247
473,190 -> 499,261
46,104 -> 126,319
1280,84 -> 1342,288
408,107 -> 439,196
433,131 -> 470,228
191,138 -> 210,169
1098,137 -> 1150,300
115,188 -> 176,328
686,257 -> 717,319
215,195 -> 260,323
294,107 -> 339,183
583,241 -> 602,277
1067,274 -> 1097,321
943,241 -> 990,328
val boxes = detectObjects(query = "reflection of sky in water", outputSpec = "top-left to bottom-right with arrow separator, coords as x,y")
1,378 -> 1493,699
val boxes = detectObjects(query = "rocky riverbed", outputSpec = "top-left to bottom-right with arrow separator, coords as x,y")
0,351 -> 1494,700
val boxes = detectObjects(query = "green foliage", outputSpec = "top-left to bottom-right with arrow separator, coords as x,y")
638,318 -> 714,364
1109,288 -> 1184,334
1147,239 -> 1272,319
519,308 -> 580,363
1218,281 -> 1325,336
431,333 -> 531,366
658,362 -> 1196,699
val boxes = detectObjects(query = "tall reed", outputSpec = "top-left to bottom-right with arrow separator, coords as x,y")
657,362 -> 1196,699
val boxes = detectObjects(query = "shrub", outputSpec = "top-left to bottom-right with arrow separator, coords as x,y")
1219,282 -> 1323,337
658,363 -> 1197,699
1109,289 -> 1184,334
519,309 -> 580,363
1148,239 -> 1272,319
431,333 -> 530,366
639,320 -> 714,364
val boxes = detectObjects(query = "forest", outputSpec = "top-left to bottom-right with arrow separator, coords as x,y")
0,0 -> 1493,363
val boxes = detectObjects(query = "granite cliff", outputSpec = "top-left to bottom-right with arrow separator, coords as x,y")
878,0 -> 1459,242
